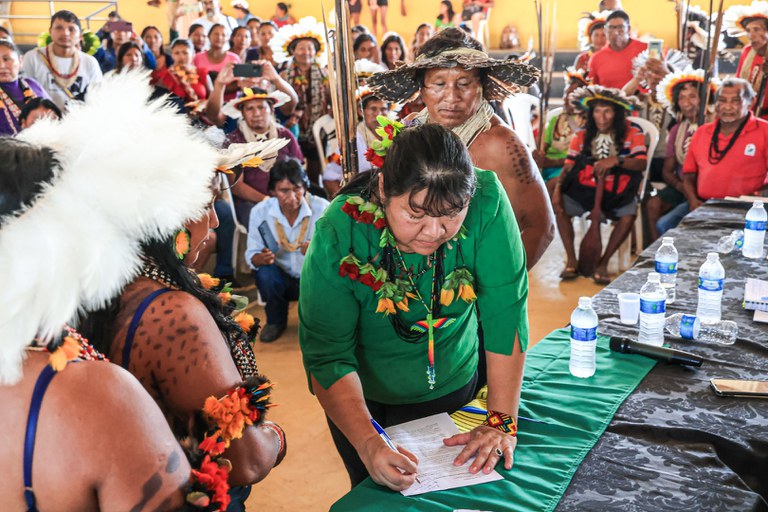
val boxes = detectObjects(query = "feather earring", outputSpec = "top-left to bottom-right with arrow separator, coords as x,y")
173,228 -> 192,260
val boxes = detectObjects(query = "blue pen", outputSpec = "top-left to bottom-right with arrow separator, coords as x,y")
371,418 -> 420,483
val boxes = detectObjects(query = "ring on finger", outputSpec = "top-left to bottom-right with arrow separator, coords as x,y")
494,447 -> 503,457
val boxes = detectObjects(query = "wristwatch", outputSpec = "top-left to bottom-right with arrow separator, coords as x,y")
618,155 -> 625,166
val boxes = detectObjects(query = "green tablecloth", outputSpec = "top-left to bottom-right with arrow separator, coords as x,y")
331,328 -> 657,512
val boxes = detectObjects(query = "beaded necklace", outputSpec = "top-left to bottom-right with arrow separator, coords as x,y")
139,259 -> 180,289
394,247 -> 454,389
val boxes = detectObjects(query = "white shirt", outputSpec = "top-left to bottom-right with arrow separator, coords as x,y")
21,47 -> 102,111
245,194 -> 330,278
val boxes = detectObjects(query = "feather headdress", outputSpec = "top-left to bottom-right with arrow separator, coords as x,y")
577,10 -> 612,52
565,66 -> 590,86
0,71 -> 282,385
632,48 -> 692,76
269,16 -> 328,67
367,46 -> 540,104
655,66 -> 720,115
723,1 -> 768,38
570,85 -> 642,112
221,88 -> 291,119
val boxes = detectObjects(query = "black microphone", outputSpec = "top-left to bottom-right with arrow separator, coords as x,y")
609,337 -> 704,367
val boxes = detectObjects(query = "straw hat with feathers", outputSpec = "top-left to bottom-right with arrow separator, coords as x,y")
367,28 -> 540,104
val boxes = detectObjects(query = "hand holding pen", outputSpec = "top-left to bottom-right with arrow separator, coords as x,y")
364,418 -> 421,490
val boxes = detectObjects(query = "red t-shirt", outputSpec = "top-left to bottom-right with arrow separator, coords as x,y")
683,114 -> 768,199
736,45 -> 768,114
588,39 -> 647,89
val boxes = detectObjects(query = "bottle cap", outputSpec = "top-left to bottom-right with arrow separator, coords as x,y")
648,271 -> 660,282
753,201 -> 764,208
662,237 -> 673,244
578,297 -> 592,308
707,252 -> 719,260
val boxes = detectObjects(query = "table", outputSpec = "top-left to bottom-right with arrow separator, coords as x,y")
558,200 -> 768,510
332,201 -> 768,511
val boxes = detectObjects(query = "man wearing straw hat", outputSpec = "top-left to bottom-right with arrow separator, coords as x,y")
367,27 -> 554,270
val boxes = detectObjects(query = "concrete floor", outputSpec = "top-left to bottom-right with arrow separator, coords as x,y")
244,230 -> 619,511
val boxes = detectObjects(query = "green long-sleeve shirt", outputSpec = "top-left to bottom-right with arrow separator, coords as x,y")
299,169 -> 529,404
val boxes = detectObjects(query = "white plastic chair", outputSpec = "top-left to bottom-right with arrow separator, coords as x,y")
502,93 -> 539,149
615,117 -> 660,268
545,107 -> 563,127
312,114 -> 337,175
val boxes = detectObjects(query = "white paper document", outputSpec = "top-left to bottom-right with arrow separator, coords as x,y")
384,412 -> 503,496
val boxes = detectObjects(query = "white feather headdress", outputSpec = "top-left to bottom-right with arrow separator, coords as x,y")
655,66 -> 720,115
269,16 -> 329,67
723,0 -> 768,38
0,72 -> 220,384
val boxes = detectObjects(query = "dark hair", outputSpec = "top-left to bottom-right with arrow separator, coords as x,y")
268,158 -> 310,191
259,20 -> 278,32
361,93 -> 385,110
589,20 -> 606,35
141,25 -> 162,42
341,123 -> 476,217
380,34 -> 406,69
0,26 -> 12,40
19,98 -> 63,124
108,10 -> 120,19
229,26 -> 250,49
208,23 -> 225,38
438,0 -> 455,22
0,38 -> 19,55
582,100 -> 628,157
354,33 -> 377,53
606,10 -> 630,25
277,2 -> 291,13
0,138 -> 58,218
414,27 -> 485,87
246,17 -> 262,27
50,10 -> 81,31
188,23 -> 205,36
171,38 -> 195,52
115,41 -> 144,72
352,24 -> 369,34
671,81 -> 700,113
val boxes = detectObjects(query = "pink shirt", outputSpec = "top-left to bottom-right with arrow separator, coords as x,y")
193,51 -> 241,73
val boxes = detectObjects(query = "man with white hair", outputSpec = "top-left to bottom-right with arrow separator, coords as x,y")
190,0 -> 238,42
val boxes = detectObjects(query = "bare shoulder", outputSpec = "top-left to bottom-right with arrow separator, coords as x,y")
471,119 -> 540,186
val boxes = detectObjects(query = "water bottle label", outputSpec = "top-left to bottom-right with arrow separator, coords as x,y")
745,220 -> 767,231
698,278 -> 724,292
735,235 -> 744,249
654,260 -> 678,274
679,315 -> 696,340
640,299 -> 666,314
571,325 -> 597,342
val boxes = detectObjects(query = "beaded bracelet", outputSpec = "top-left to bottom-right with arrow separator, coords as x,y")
262,421 -> 287,465
483,410 -> 518,436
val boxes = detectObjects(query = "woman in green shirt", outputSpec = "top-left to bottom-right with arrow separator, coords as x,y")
299,123 -> 529,491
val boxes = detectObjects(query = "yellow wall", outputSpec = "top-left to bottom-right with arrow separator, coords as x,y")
4,0 -> 751,50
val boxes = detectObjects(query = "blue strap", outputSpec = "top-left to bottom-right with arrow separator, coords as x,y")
23,365 -> 57,512
122,288 -> 172,370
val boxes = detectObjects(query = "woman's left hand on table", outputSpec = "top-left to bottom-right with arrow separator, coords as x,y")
443,425 -> 517,473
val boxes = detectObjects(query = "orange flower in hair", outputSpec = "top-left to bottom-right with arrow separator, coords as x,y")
234,312 -> 256,333
198,273 -> 221,290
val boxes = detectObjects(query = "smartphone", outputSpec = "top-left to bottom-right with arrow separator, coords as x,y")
648,39 -> 663,60
257,221 -> 279,254
233,63 -> 263,78
710,378 -> 768,398
107,20 -> 133,33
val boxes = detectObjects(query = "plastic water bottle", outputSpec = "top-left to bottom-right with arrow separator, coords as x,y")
569,297 -> 598,378
664,313 -> 738,345
654,237 -> 678,304
638,272 -> 667,346
742,201 -> 767,258
697,252 -> 725,324
716,229 -> 744,254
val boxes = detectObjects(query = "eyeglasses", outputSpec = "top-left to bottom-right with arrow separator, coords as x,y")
606,24 -> 627,32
